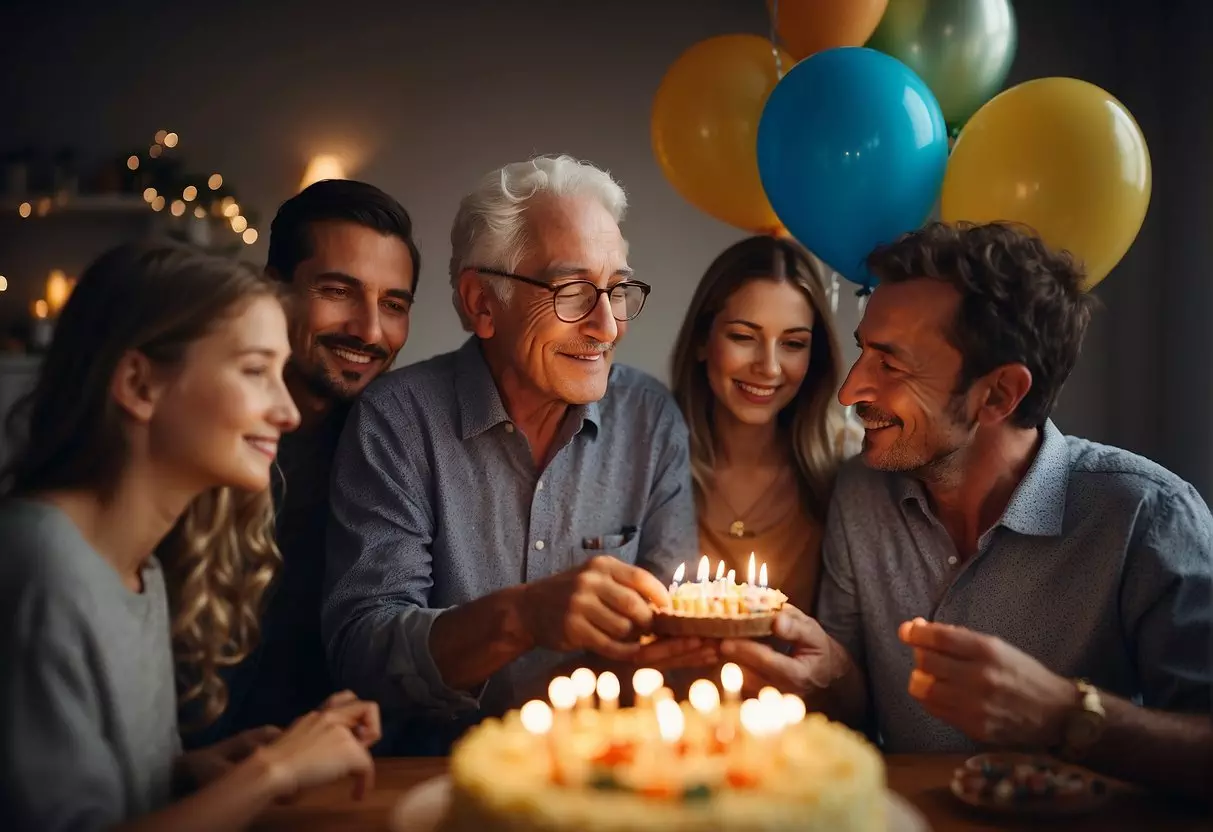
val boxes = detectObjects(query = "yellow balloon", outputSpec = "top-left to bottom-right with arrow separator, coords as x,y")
652,35 -> 791,234
940,77 -> 1151,290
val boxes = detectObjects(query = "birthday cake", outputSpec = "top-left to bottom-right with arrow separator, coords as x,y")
444,666 -> 885,832
651,555 -> 788,638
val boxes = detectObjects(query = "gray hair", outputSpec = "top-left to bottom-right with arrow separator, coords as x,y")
448,154 -> 628,329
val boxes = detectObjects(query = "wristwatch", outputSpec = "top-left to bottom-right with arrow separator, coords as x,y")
1056,679 -> 1106,760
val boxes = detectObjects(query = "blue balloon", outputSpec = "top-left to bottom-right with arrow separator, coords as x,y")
757,47 -> 949,289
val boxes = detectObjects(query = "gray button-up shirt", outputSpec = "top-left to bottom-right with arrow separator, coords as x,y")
322,337 -> 696,722
818,419 -> 1213,753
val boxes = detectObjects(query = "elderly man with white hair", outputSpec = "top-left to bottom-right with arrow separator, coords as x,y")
322,155 -> 704,748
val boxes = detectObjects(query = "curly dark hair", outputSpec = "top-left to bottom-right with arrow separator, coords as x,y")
866,221 -> 1098,428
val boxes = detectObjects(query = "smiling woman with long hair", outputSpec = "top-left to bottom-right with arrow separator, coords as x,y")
670,235 -> 857,611
0,241 -> 380,831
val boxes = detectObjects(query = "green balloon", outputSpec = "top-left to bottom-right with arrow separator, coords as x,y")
867,0 -> 1018,132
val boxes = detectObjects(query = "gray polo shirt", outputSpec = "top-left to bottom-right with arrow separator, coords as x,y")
322,337 -> 696,721
817,419 -> 1213,753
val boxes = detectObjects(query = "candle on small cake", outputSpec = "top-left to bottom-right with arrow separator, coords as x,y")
651,553 -> 788,638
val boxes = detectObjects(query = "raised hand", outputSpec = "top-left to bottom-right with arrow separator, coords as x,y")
719,605 -> 850,698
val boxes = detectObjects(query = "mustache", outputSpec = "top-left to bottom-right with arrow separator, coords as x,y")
317,334 -> 390,360
557,341 -> 614,355
854,403 -> 902,425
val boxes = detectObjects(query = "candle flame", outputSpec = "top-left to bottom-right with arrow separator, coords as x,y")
632,667 -> 664,697
570,667 -> 597,699
781,693 -> 807,726
672,562 -> 686,583
747,552 -> 756,585
721,662 -> 743,694
715,560 -> 725,581
596,671 -> 620,702
548,676 -> 576,711
726,569 -> 736,585
758,686 -> 782,709
739,698 -> 768,736
696,554 -> 710,582
759,562 -> 768,589
655,698 -> 685,743
520,699 -> 553,735
688,679 -> 721,715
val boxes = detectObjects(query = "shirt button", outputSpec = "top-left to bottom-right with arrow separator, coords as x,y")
504,423 -> 515,433
534,540 -> 545,550
947,556 -> 958,566
536,480 -> 544,491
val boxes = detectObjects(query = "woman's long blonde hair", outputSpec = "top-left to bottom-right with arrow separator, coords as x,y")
1,241 -> 284,724
670,236 -> 848,523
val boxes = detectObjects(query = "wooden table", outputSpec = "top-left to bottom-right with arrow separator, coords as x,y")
253,755 -> 1208,831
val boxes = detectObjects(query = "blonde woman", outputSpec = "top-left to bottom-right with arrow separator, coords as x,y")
0,242 -> 380,830
670,235 -> 856,612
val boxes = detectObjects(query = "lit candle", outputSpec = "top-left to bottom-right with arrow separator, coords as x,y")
655,698 -> 685,746
520,699 -> 553,736
548,676 -> 576,734
696,555 -> 710,614
632,668 -> 664,709
780,693 -> 807,727
759,562 -> 768,589
721,662 -> 743,706
739,697 -> 777,745
688,679 -> 721,717
747,552 -> 756,586
726,569 -> 736,586
670,561 -> 686,592
715,560 -> 725,582
570,667 -> 597,710
596,671 -> 620,713
697,555 -> 710,583
758,686 -> 783,729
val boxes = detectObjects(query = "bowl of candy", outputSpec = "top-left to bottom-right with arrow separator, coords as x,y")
951,752 -> 1112,817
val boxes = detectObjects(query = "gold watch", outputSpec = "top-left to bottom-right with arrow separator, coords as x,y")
1057,679 -> 1106,760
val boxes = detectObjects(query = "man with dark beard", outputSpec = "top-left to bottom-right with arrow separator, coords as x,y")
717,222 -> 1211,802
183,179 -> 420,747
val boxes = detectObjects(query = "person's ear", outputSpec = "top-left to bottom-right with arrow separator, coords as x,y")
110,350 -> 166,423
976,363 -> 1032,425
457,270 -> 498,339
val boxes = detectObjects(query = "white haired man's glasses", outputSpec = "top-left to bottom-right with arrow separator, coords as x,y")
474,267 -> 651,323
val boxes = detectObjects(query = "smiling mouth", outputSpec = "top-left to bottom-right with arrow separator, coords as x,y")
329,346 -> 377,365
734,380 -> 779,399
245,436 -> 278,459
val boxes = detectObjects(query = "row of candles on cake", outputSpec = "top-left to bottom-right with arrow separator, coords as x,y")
518,662 -> 807,746
669,553 -> 768,592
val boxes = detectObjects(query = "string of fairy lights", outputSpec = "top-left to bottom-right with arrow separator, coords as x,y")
14,129 -> 260,246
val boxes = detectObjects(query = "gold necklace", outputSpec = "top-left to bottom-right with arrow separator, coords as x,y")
717,468 -> 790,538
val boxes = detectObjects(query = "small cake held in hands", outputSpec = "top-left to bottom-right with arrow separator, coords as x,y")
651,554 -> 788,638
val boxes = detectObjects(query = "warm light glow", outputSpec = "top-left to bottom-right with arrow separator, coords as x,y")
154,129 -> 168,144
759,563 -> 768,589
715,560 -> 725,581
655,699 -> 685,743
632,668 -> 663,698
18,202 -> 31,218
170,200 -> 186,217
142,187 -> 157,203
519,700 -> 553,735
0,275 -> 8,292
300,153 -> 348,190
230,215 -> 248,233
688,679 -> 720,715
208,173 -> 223,190
721,662 -> 743,696
727,569 -> 736,585
739,698 -> 768,736
223,201 -> 240,218
758,686 -> 783,710
570,667 -> 597,700
149,144 -> 163,159
748,553 -> 756,585
242,228 -> 259,245
182,185 -> 198,202
672,562 -> 685,583
696,555 -> 709,582
163,132 -> 179,148
33,299 -> 49,319
152,195 -> 165,212
548,676 -> 576,711
781,694 -> 807,726
194,206 -> 207,219
126,155 -> 139,171
45,269 -> 70,315
595,671 -> 620,704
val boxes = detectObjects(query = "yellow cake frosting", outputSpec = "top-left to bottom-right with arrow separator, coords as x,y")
444,666 -> 885,832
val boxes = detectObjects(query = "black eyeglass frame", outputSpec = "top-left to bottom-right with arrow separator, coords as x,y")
473,267 -> 652,323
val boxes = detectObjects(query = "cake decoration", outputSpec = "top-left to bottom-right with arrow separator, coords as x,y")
651,553 -> 788,638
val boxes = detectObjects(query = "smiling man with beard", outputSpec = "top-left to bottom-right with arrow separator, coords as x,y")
183,178 -> 420,748
715,222 -> 1212,801
322,155 -> 700,752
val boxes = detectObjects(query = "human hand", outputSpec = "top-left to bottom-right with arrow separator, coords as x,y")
521,555 -> 670,661
899,617 -> 1076,748
318,689 -> 382,748
719,605 -> 849,698
176,726 -> 282,790
631,636 -> 721,670
258,702 -> 377,801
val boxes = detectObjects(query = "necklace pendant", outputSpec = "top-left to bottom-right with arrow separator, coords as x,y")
729,520 -> 746,538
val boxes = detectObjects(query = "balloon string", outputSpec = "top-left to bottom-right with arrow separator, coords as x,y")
768,0 -> 784,79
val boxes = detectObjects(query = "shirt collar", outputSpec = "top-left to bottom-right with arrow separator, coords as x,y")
895,419 -> 1069,537
453,336 -> 602,441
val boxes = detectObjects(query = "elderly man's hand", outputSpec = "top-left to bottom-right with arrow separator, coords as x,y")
899,618 -> 1076,749
521,555 -> 671,661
